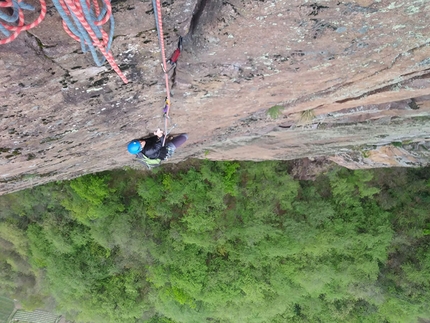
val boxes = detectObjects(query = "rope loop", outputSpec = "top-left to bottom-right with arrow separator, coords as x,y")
52,0 -> 128,83
0,0 -> 127,83
0,0 -> 46,45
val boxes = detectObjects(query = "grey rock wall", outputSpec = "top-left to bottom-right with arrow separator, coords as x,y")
1,0 -> 430,194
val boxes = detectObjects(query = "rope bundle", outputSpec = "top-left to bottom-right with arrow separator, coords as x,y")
52,0 -> 128,83
0,0 -> 46,45
0,0 -> 127,83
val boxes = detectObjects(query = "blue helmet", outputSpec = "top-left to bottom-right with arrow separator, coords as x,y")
127,140 -> 142,154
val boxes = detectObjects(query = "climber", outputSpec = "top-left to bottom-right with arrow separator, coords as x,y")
127,129 -> 188,167
165,36 -> 183,73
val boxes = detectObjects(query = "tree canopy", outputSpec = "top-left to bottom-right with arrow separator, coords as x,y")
0,161 -> 429,323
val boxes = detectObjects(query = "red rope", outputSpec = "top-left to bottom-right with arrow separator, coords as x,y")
60,0 -> 128,83
0,0 -> 47,45
1,0 -> 127,83
154,0 -> 172,145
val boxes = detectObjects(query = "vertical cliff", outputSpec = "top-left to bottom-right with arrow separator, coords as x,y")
1,0 -> 430,194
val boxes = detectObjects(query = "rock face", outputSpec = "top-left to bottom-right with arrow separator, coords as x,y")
1,0 -> 430,194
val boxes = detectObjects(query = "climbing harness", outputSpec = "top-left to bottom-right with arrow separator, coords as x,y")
135,143 -> 175,169
0,0 -> 46,45
0,0 -> 127,83
135,152 -> 162,170
52,0 -> 128,83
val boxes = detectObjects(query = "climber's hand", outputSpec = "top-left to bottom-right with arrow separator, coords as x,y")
154,129 -> 164,138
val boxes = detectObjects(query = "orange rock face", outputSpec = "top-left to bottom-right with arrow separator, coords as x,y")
1,0 -> 430,194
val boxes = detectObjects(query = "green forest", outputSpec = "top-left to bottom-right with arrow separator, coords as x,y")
0,161 -> 429,323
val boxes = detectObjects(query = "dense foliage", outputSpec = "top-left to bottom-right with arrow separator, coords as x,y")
0,161 -> 429,323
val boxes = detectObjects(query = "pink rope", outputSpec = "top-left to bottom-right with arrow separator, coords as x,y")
1,0 -> 126,84
154,0 -> 172,145
61,0 -> 128,83
0,0 -> 46,45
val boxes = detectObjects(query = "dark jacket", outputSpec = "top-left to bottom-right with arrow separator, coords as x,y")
141,135 -> 168,160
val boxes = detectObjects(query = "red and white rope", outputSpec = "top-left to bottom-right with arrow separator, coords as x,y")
154,0 -> 172,145
0,0 -> 46,45
60,0 -> 128,83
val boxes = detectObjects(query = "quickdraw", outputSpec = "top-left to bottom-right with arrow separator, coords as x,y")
164,36 -> 183,73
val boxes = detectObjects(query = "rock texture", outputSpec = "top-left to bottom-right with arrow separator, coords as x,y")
1,0 -> 430,194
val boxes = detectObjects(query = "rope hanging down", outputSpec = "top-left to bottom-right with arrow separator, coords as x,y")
152,0 -> 173,146
0,0 -> 46,45
52,0 -> 128,83
0,0 -> 127,83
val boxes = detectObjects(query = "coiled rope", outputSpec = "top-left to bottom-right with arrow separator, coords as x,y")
0,0 -> 127,83
152,0 -> 172,145
52,0 -> 128,83
0,0 -> 46,45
